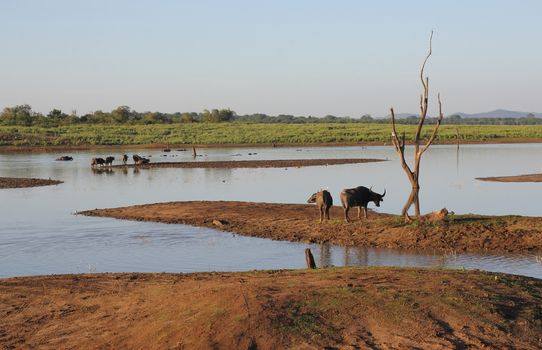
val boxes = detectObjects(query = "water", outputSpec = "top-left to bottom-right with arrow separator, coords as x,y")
1,144 -> 542,278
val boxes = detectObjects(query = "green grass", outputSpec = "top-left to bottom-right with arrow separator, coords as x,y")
2,123 -> 542,146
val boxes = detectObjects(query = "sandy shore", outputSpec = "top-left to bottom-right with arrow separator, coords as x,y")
0,177 -> 63,189
108,158 -> 385,169
1,268 -> 541,349
79,201 -> 542,253
477,173 -> 542,182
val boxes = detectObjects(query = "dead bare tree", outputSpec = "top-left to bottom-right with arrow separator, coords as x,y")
390,31 -> 444,223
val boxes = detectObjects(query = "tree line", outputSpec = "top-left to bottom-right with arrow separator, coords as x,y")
1,104 -> 541,127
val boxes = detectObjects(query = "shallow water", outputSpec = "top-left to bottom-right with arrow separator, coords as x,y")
1,144 -> 542,278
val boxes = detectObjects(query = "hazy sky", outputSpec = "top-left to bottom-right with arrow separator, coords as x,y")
1,0 -> 541,117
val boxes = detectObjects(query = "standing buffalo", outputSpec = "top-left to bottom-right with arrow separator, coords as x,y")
340,186 -> 386,222
307,190 -> 333,223
91,157 -> 105,167
122,154 -> 128,165
105,156 -> 115,166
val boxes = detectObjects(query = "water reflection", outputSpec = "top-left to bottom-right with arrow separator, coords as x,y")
311,244 -> 542,279
91,168 -> 115,175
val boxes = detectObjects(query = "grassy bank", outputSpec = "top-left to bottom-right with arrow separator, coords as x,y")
1,268 -> 541,349
2,123 -> 542,147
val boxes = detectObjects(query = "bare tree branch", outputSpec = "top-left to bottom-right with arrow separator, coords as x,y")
420,30 -> 433,91
421,93 -> 444,154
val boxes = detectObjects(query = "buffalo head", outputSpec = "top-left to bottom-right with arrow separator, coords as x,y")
370,188 -> 386,207
307,192 -> 317,204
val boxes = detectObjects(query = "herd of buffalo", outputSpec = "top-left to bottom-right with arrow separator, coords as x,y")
90,154 -> 150,167
88,152 -> 383,223
308,186 -> 386,223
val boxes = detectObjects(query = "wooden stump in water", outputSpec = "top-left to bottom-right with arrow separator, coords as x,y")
305,248 -> 316,269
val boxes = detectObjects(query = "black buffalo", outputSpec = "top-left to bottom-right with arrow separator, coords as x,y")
133,154 -> 150,165
307,190 -> 333,223
56,156 -> 73,161
340,186 -> 386,222
122,154 -> 128,165
91,157 -> 105,167
105,156 -> 115,166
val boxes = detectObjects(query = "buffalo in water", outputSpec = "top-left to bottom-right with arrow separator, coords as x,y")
340,186 -> 385,222
56,156 -> 73,161
307,190 -> 333,223
91,157 -> 105,167
122,154 -> 128,165
105,156 -> 115,166
133,154 -> 150,165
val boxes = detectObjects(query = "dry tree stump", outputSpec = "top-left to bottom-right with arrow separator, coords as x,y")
305,248 -> 316,269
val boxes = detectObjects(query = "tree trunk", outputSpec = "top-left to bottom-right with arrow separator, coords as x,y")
305,248 -> 316,269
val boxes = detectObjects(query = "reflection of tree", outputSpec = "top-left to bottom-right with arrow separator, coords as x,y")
390,31 -> 443,223
343,246 -> 350,266
319,244 -> 331,267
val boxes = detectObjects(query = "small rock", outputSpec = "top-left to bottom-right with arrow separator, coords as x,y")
212,219 -> 228,228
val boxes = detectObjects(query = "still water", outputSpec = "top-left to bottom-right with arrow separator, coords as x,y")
1,144 -> 541,278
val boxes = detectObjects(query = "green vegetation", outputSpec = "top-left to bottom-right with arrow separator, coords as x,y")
2,122 -> 542,147
2,104 -> 542,128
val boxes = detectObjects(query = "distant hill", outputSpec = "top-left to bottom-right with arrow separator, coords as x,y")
386,109 -> 542,119
451,109 -> 542,118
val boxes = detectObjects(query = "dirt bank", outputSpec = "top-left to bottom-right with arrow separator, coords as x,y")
2,137 -> 542,153
108,158 -> 384,169
0,177 -> 63,189
1,268 -> 541,349
477,173 -> 542,182
80,201 -> 542,253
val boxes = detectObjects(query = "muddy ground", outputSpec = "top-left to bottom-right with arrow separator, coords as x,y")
0,177 -> 63,189
1,268 -> 541,349
80,201 -> 542,253
108,158 -> 384,169
477,173 -> 542,182
2,137 -> 542,153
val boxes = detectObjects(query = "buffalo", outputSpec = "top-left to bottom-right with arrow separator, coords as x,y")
340,186 -> 386,222
133,154 -> 150,165
307,190 -> 333,223
122,154 -> 128,165
91,157 -> 105,167
105,156 -> 115,166
56,156 -> 73,161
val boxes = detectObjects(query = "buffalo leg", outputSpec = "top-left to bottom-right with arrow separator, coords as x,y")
363,207 -> 368,219
325,206 -> 330,221
319,206 -> 324,223
357,207 -> 362,220
343,207 -> 350,222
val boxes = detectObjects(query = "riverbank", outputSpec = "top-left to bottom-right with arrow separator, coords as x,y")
477,173 -> 542,182
2,123 -> 542,151
0,177 -> 63,189
79,201 -> 542,253
107,158 -> 384,169
4,137 -> 542,154
1,268 -> 540,349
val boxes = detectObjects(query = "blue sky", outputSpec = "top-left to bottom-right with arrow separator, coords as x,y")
0,0 -> 541,117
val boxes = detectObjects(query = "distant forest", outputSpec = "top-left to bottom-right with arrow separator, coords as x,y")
2,104 -> 542,126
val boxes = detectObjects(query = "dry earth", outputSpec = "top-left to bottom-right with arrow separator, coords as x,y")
2,138 -> 542,153
108,158 -> 385,169
1,268 -> 541,349
80,201 -> 542,253
477,173 -> 542,182
0,177 -> 63,189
